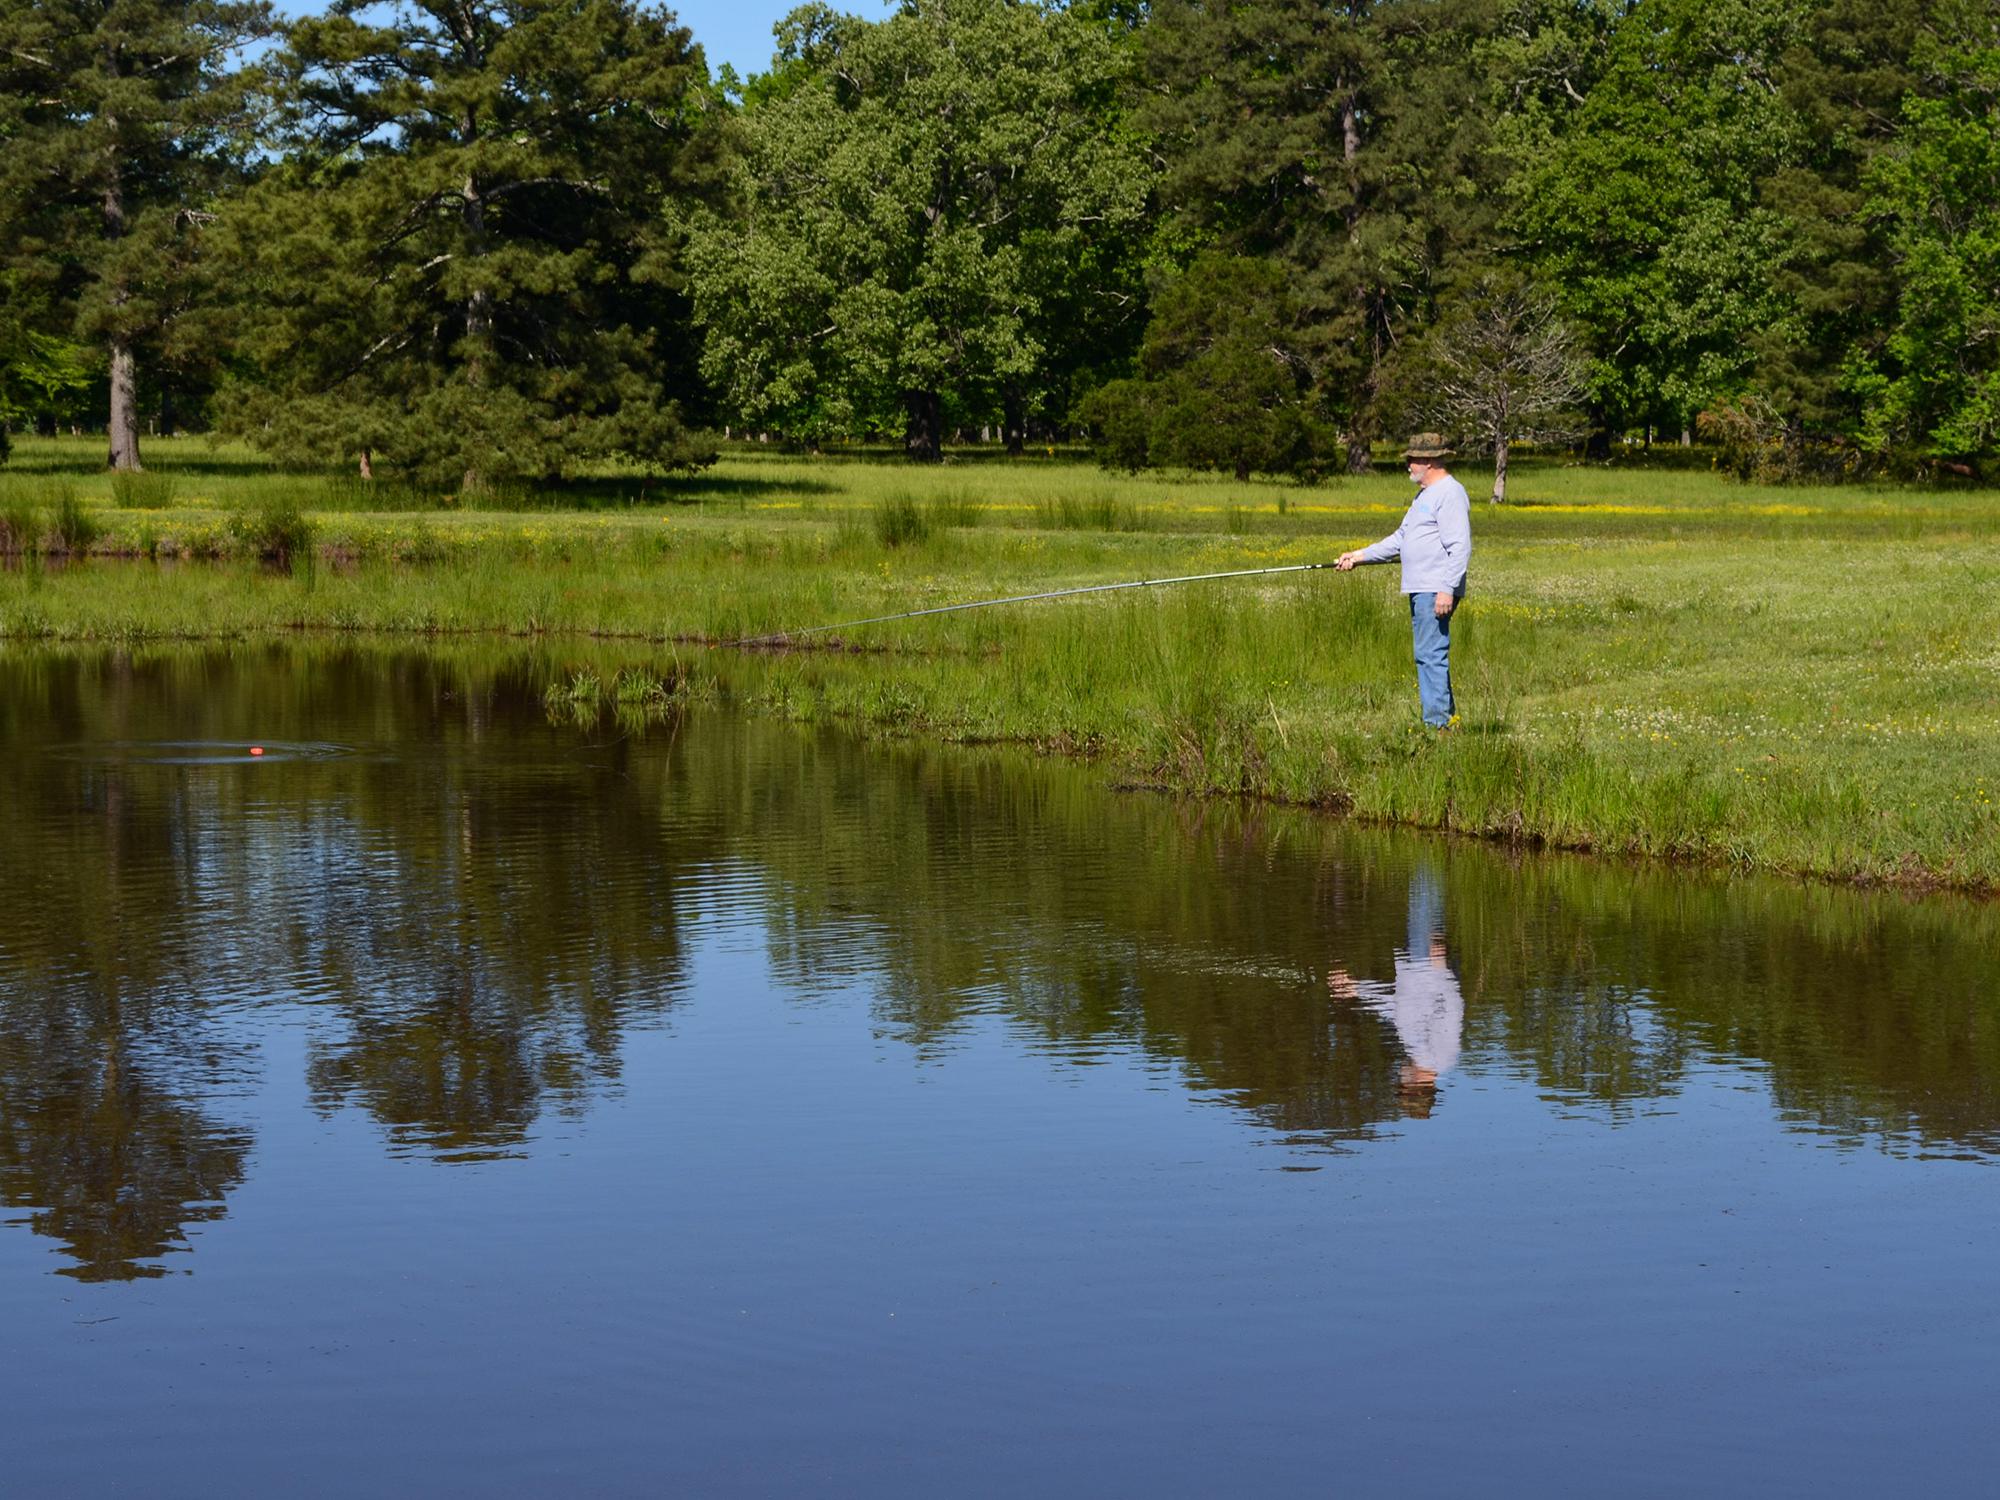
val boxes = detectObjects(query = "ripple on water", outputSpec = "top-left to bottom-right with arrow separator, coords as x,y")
48,739 -> 356,766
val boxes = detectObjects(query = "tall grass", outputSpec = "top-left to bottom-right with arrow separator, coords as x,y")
52,492 -> 100,554
873,494 -> 933,548
1034,493 -> 1151,532
541,660 -> 718,729
869,488 -> 984,546
109,471 -> 177,509
926,490 -> 983,529
229,493 -> 316,566
0,499 -> 38,554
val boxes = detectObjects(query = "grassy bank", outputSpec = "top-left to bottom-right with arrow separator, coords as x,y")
3,435 -> 1997,890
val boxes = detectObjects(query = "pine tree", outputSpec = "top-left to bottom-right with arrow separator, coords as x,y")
0,0 -> 267,469
221,0 -> 729,490
1754,0 -> 1929,452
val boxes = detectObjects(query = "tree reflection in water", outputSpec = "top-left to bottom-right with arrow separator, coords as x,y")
0,643 -> 1996,1277
0,1042 -> 247,1281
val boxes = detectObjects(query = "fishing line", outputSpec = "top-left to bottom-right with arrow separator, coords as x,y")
733,561 -> 1340,648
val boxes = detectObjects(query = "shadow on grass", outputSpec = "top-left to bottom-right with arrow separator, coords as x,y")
4,444 -> 297,481
311,472 -> 844,512
650,474 -> 840,506
464,474 -> 841,509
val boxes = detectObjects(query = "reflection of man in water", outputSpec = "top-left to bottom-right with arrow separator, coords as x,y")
1326,872 -> 1464,1118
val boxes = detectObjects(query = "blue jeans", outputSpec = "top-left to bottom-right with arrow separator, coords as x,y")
1409,590 -> 1462,727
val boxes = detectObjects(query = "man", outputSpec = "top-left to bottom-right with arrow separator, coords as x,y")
1335,434 -> 1472,729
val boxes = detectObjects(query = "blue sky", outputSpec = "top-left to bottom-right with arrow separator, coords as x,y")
268,3 -> 891,82
671,0 -> 823,79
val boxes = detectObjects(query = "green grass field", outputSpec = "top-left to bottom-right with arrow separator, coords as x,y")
3,434 -> 1997,889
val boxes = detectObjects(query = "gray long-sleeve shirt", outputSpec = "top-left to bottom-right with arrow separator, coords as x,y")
1357,475 -> 1472,594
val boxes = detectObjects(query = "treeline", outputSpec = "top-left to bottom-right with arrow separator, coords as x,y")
1,0 -> 1995,487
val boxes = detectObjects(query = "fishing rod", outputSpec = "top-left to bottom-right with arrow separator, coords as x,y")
733,560 -> 1341,648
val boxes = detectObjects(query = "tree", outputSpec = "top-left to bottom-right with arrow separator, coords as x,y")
1512,0 -> 1808,451
0,321 -> 94,463
1752,0 -> 1928,452
0,0 -> 267,469
220,0 -> 728,490
0,1048 -> 250,1281
1852,0 -> 2000,461
682,0 -> 1150,461
1405,275 -> 1587,502
1080,255 -> 1330,480
1138,0 -> 1505,472
2,266 -> 97,455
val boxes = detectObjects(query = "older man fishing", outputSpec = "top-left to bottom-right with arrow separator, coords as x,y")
1337,434 -> 1472,729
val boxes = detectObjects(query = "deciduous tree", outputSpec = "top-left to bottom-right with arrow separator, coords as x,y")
1513,0 -> 1806,450
683,0 -> 1149,461
1852,0 -> 1999,461
1402,274 -> 1587,502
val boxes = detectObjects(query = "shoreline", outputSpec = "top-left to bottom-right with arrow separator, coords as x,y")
4,614 -> 1996,901
4,442 -> 1997,898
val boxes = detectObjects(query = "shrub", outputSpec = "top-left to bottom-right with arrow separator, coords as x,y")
1697,401 -> 1878,484
1076,256 -> 1334,481
229,493 -> 317,565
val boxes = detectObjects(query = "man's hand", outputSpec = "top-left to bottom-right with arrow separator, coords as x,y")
1336,551 -> 1361,571
1433,590 -> 1455,619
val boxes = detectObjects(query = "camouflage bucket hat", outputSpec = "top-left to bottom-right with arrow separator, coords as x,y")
1403,433 -> 1455,460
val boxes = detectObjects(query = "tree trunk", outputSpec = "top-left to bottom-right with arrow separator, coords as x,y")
1003,386 -> 1026,457
359,449 -> 374,481
1584,402 -> 1612,460
460,166 -> 492,493
1234,456 -> 1251,482
101,145 -> 141,472
904,389 -> 942,463
1491,436 -> 1509,503
463,171 -> 492,373
1341,93 -> 1373,478
1344,428 -> 1372,475
107,339 -> 141,472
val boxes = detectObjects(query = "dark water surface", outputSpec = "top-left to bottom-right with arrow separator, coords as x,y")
2,644 -> 1997,1496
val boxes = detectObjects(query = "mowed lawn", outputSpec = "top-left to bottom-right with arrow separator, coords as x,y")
3,436 -> 1996,889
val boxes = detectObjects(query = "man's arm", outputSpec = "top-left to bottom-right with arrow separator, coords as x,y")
1432,486 -> 1472,615
1438,488 -> 1471,581
1336,526 -> 1402,571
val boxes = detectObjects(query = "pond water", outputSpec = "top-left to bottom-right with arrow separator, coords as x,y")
2,644 -> 1996,1495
